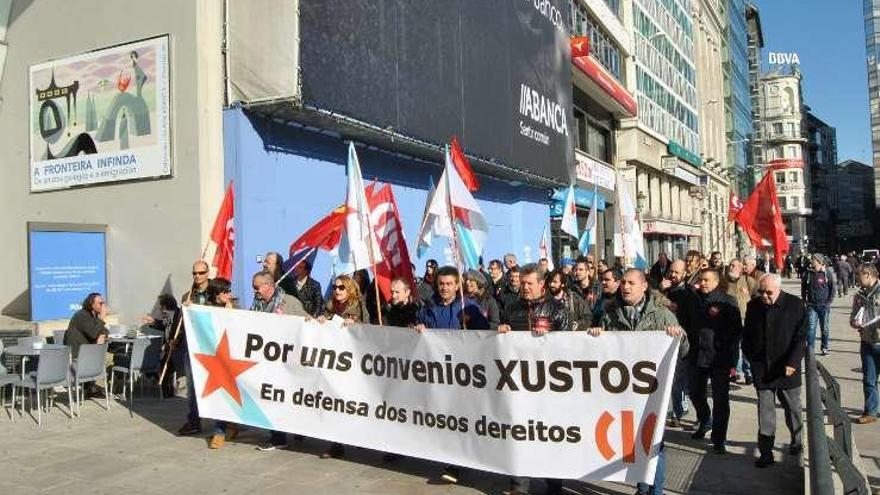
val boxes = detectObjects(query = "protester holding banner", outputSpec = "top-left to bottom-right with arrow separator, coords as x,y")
382,277 -> 419,328
207,277 -> 241,450
547,269 -> 591,331
496,263 -> 569,495
176,260 -> 212,437
743,273 -> 807,467
464,270 -> 500,330
416,266 -> 489,331
321,275 -> 370,324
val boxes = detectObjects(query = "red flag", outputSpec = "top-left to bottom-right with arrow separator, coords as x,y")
288,205 -> 348,256
735,173 -> 790,267
450,136 -> 480,192
365,183 -> 417,302
210,182 -> 235,280
570,36 -> 590,58
728,191 -> 743,221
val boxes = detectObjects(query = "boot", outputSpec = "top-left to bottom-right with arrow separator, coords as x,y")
755,434 -> 775,468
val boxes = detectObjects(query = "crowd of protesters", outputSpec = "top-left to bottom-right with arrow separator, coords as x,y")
95,246 -> 880,495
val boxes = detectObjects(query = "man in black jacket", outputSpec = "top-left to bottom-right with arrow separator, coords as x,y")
662,259 -> 698,427
687,269 -> 742,453
498,263 -> 569,495
286,260 -> 324,317
743,273 -> 807,467
801,254 -> 835,355
382,278 -> 419,328
65,292 -> 109,358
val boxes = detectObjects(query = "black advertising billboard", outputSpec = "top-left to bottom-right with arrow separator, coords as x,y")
299,0 -> 574,183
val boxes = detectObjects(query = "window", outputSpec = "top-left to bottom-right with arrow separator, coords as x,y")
778,196 -> 787,209
772,123 -> 783,135
573,107 -> 611,162
571,1 -> 622,79
788,171 -> 798,183
775,172 -> 785,183
787,145 -> 798,158
791,196 -> 799,208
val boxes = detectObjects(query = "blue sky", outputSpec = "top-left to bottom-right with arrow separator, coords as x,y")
753,0 -> 871,164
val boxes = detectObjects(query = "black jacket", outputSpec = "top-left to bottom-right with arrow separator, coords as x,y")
65,309 -> 108,358
663,282 -> 698,330
801,268 -> 835,306
688,289 -> 742,369
742,291 -> 808,390
501,295 -> 571,332
383,302 -> 419,328
285,277 -> 324,317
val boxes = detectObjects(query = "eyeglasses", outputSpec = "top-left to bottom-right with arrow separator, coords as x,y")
192,271 -> 207,276
333,285 -> 347,291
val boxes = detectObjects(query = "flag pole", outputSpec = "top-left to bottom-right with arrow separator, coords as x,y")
360,157 -> 384,325
159,223 -> 216,387
275,246 -> 318,288
443,146 -> 468,330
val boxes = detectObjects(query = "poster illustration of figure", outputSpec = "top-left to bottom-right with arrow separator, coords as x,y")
29,36 -> 170,191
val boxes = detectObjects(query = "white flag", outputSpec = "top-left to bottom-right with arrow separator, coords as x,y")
560,185 -> 578,239
539,225 -> 554,271
614,172 -> 647,269
336,143 -> 383,275
578,186 -> 599,253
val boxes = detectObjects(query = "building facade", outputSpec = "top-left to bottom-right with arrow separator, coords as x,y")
694,0 -> 733,259
619,0 -> 706,262
835,160 -> 876,250
759,68 -> 811,251
864,0 -> 880,205
804,111 -> 838,253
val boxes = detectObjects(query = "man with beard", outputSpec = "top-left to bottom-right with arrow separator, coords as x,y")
688,269 -> 742,454
498,264 -> 571,495
709,251 -> 724,271
661,259 -> 697,427
572,257 -> 595,304
726,259 -> 757,384
499,266 -> 522,312
588,269 -> 687,495
592,268 -> 622,323
547,269 -> 591,331
685,250 -> 703,287
744,255 -> 765,285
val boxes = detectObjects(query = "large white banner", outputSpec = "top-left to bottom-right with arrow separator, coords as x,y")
183,306 -> 678,483
29,36 -> 171,191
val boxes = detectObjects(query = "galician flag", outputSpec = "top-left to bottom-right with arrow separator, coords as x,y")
416,147 -> 488,270
335,142 -> 383,275
539,225 -> 554,271
560,184 -> 578,239
578,185 -> 599,254
416,174 -> 437,258
613,172 -> 647,269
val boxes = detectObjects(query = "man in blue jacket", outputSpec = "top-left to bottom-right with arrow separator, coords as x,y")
801,254 -> 835,355
416,266 -> 489,331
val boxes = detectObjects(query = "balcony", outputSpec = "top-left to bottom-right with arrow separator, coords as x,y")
764,130 -> 807,142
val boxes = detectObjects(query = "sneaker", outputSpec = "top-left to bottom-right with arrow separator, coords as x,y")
177,422 -> 202,436
713,444 -> 727,454
257,443 -> 282,451
667,417 -> 682,428
320,443 -> 345,459
754,455 -> 776,468
440,466 -> 460,484
209,434 -> 225,449
854,415 -> 878,424
821,348 -> 829,356
691,424 -> 712,440
789,444 -> 803,456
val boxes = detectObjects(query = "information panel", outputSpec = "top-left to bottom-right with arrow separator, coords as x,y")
28,227 -> 107,321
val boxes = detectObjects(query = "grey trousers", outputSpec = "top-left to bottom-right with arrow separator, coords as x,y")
757,386 -> 803,446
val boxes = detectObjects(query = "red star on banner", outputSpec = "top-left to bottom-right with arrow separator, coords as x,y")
194,330 -> 257,405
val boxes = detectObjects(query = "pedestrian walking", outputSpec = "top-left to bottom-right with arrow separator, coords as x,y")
851,263 -> 880,424
801,254 -> 835,355
742,273 -> 807,467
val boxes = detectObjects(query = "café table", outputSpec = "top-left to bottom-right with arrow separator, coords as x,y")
4,343 -> 68,378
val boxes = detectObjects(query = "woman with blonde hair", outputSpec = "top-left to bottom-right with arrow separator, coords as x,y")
320,274 -> 370,324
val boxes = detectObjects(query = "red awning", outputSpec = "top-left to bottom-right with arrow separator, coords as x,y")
572,55 -> 637,118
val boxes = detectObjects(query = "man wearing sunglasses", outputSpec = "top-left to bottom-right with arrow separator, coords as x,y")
742,273 -> 807,468
175,260 -> 214,436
